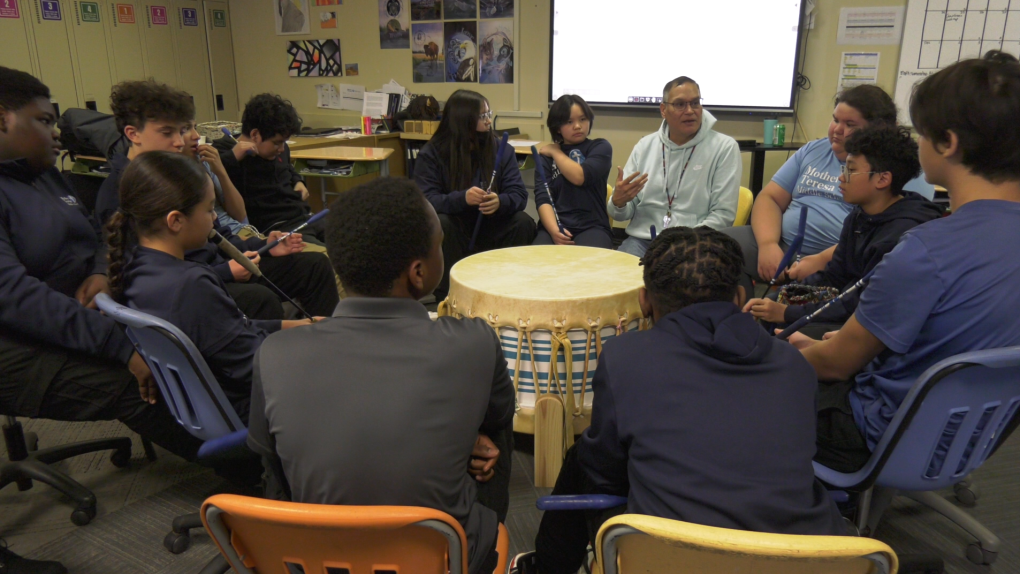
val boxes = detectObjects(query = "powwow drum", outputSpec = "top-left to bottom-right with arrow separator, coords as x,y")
437,245 -> 648,486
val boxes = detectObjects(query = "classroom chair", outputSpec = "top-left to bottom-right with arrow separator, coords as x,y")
95,293 -> 245,571
201,494 -> 510,574
595,514 -> 897,574
814,346 -> 1020,566
734,186 -> 754,226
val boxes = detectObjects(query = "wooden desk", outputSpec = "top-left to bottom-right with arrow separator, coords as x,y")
289,133 -> 404,179
291,147 -> 394,209
399,132 -> 433,141
68,154 -> 111,179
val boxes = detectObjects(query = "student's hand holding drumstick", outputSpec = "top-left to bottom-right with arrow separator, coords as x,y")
742,297 -> 787,323
612,167 -> 648,208
469,433 -> 500,482
267,230 -> 305,256
479,192 -> 500,215
231,141 -> 258,161
465,186 -> 488,206
229,251 -> 261,282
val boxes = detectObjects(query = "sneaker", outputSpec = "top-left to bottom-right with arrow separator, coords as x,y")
508,551 -> 538,574
0,540 -> 67,574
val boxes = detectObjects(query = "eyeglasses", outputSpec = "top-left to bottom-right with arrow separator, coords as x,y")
478,111 -> 493,121
840,164 -> 879,180
664,98 -> 702,112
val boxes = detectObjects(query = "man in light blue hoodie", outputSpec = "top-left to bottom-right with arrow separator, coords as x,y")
609,76 -> 741,257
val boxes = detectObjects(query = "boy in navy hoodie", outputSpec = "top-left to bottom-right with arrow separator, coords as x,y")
0,69 -> 202,572
512,227 -> 844,574
744,126 -> 943,330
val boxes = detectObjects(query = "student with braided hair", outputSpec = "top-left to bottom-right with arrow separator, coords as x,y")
106,151 -> 321,421
512,227 -> 843,574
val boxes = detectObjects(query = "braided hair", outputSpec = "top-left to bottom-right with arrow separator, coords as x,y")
106,151 -> 210,301
639,227 -> 745,316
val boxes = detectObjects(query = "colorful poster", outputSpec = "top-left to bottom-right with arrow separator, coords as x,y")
480,0 -> 512,19
80,1 -> 101,22
150,5 -> 168,24
287,38 -> 342,77
319,10 -> 336,28
117,3 -> 134,23
411,22 -> 444,83
410,0 -> 439,21
0,0 -> 19,18
479,19 -> 512,84
345,63 -> 359,76
444,0 -> 474,20
275,0 -> 309,35
211,9 -> 226,27
378,0 -> 409,49
182,7 -> 198,26
444,21 -> 476,82
41,1 -> 61,21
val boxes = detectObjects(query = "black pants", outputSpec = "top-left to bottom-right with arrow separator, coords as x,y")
0,332 -> 202,462
472,425 -> 512,574
436,212 -> 536,299
259,251 -> 339,317
535,445 -> 627,574
815,378 -> 872,474
533,227 -> 614,249
226,282 -> 284,321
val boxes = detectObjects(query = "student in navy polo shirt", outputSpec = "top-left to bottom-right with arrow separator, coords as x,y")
106,152 -> 321,421
533,95 -> 613,248
0,69 -> 202,573
789,51 -> 1020,473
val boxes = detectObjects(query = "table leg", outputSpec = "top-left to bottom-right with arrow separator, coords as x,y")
750,150 -> 766,197
320,177 -> 327,208
381,158 -> 390,177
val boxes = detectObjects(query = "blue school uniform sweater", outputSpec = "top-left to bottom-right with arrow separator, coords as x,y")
535,138 -> 612,236
413,140 -> 528,222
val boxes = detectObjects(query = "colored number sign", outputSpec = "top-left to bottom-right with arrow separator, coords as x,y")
80,1 -> 100,21
150,5 -> 167,24
117,3 -> 134,23
212,9 -> 225,27
181,7 -> 196,26
0,0 -> 20,18
41,1 -> 61,20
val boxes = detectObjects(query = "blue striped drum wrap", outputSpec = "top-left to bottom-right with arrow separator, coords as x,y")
438,246 -> 647,437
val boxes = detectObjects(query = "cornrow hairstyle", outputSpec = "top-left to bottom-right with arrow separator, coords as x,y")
325,177 -> 434,297
843,125 -> 921,196
109,80 -> 194,135
106,151 -> 210,301
639,226 -> 745,316
0,66 -> 50,112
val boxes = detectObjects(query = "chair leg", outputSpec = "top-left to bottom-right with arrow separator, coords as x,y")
164,512 -> 204,554
142,437 -> 158,462
904,491 -> 1001,559
198,553 -> 231,574
1,458 -> 97,525
859,486 -> 897,537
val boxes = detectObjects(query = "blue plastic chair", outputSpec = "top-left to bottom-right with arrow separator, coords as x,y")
96,294 -> 242,572
814,347 -> 1020,566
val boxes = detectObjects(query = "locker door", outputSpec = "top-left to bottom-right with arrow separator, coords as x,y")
0,0 -> 35,75
139,2 -> 178,86
171,0 -> 213,121
203,0 -> 238,121
103,0 -> 146,82
26,0 -> 81,111
67,0 -> 115,111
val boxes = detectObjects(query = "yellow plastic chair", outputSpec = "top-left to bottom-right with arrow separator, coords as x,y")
733,186 -> 754,226
202,494 -> 510,574
595,514 -> 898,574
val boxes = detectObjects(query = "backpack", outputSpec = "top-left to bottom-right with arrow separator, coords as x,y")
57,108 -> 128,160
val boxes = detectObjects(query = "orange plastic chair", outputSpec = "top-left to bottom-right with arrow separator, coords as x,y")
201,494 -> 509,574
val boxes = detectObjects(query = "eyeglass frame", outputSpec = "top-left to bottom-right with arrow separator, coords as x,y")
478,111 -> 494,121
840,164 -> 881,180
663,98 -> 703,112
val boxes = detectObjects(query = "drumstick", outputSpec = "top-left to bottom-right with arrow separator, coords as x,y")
775,269 -> 875,340
650,225 -> 656,241
256,209 -> 329,256
221,127 -> 255,156
469,132 -> 511,252
531,145 -> 565,235
209,230 -> 312,319
766,207 -> 808,292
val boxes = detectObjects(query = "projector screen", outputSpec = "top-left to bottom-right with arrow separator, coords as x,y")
549,0 -> 805,113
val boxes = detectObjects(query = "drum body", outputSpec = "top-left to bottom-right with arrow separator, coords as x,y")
438,245 -> 647,438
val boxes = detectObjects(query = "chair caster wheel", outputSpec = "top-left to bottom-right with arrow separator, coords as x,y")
71,505 -> 96,526
966,543 -> 997,565
164,531 -> 192,554
110,448 -> 131,469
953,482 -> 979,506
25,431 -> 38,452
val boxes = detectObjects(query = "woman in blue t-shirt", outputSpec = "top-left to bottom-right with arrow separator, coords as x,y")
533,95 -> 613,248
722,85 -> 934,293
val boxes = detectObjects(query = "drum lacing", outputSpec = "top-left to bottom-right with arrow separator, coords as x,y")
550,319 -> 576,450
580,317 -> 603,417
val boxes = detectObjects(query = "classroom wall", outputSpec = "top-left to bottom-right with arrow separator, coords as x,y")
228,0 -> 911,184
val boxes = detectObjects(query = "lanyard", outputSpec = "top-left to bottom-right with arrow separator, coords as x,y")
661,143 -> 696,218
